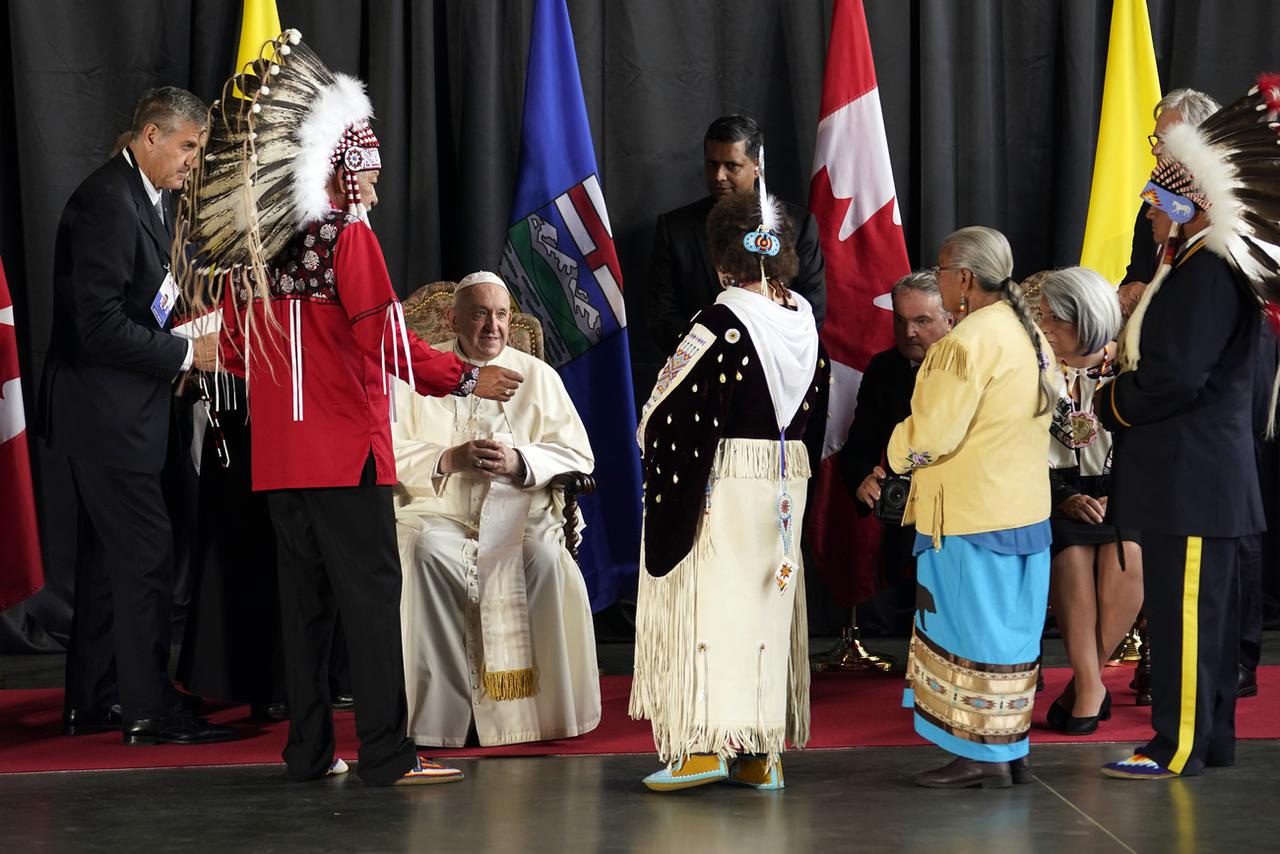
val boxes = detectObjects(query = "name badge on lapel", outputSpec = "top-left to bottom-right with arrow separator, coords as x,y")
151,271 -> 178,327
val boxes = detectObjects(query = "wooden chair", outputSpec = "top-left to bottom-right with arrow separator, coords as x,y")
401,281 -> 596,562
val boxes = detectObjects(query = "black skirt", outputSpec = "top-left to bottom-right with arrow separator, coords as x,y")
1049,468 -> 1140,557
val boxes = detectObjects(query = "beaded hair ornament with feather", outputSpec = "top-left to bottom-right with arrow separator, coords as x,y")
742,145 -> 789,299
172,29 -> 381,362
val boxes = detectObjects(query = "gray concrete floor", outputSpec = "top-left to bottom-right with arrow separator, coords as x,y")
3,744 -> 1280,853
3,637 -> 1279,853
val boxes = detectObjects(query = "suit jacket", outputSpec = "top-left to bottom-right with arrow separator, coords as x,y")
1123,207 -> 1158,285
646,194 -> 825,355
1097,243 -> 1264,537
37,151 -> 188,474
838,345 -> 917,499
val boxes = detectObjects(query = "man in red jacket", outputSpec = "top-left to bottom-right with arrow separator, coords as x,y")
201,43 -> 522,786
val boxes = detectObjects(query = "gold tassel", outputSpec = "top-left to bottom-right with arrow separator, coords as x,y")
919,337 -> 970,381
481,667 -> 539,701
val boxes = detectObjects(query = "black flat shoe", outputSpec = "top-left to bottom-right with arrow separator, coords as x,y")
124,711 -> 240,746
331,694 -> 355,712
63,704 -> 123,736
1009,757 -> 1032,784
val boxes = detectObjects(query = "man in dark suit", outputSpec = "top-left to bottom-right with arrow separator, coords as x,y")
646,115 -> 825,355
841,270 -> 951,634
37,87 -> 235,745
1097,183 -> 1263,780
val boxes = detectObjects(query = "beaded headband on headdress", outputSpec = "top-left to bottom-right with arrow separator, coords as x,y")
330,119 -> 381,214
1140,159 -> 1209,224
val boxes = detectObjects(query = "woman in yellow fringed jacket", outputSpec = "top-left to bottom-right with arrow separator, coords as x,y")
888,226 -> 1059,790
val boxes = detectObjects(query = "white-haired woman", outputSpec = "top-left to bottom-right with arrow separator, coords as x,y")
889,226 -> 1060,789
1038,267 -> 1140,735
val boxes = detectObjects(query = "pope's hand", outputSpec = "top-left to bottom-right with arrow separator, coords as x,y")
444,440 -> 502,478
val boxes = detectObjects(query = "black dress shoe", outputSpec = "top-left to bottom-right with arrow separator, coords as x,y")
914,757 -> 1012,789
177,691 -> 207,714
331,694 -> 355,712
124,711 -> 240,746
250,702 -> 290,723
1239,665 -> 1258,699
1061,691 -> 1112,736
1009,757 -> 1032,785
63,705 -> 123,736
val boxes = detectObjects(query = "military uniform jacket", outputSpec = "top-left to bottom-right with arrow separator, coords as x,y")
1096,241 -> 1264,537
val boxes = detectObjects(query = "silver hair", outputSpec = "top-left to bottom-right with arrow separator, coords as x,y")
942,225 -> 1054,415
129,87 -> 207,139
1040,267 -> 1122,356
1154,88 -> 1222,126
942,226 -> 1013,292
890,269 -> 943,306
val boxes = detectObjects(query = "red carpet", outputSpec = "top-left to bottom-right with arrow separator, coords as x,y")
2,666 -> 1276,773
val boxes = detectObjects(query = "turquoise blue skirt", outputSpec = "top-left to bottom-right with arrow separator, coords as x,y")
903,532 -> 1050,762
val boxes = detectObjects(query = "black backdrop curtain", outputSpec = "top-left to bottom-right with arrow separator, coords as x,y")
3,0 -> 1278,651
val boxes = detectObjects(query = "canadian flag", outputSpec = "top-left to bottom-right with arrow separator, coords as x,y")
804,0 -> 911,608
0,257 -> 44,609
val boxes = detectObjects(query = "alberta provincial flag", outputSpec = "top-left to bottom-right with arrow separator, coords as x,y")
499,0 -> 641,610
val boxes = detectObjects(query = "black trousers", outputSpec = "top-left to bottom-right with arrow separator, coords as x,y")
64,457 -> 178,723
1142,533 -> 1241,775
266,460 -> 416,786
1239,533 -> 1264,672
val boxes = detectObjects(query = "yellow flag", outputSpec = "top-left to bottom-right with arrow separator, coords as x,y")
235,0 -> 282,75
1079,0 -> 1162,285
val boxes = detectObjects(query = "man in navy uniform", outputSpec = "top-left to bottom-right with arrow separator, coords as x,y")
1096,155 -> 1263,780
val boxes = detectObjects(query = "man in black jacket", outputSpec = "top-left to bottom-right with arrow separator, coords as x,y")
841,270 -> 951,634
37,87 -> 234,746
646,115 -> 825,355
1098,177 -> 1263,780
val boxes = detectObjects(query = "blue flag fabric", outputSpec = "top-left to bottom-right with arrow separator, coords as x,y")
499,0 -> 641,611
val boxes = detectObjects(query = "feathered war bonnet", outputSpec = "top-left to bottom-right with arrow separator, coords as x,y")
1148,74 -> 1280,311
172,29 -> 382,331
1148,73 -> 1280,429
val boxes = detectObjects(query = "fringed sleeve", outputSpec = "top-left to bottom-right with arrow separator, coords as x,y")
886,335 -> 982,474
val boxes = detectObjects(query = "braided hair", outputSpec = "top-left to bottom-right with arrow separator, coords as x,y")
943,226 -> 1054,416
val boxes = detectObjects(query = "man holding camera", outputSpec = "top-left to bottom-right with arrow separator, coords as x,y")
840,271 -> 952,634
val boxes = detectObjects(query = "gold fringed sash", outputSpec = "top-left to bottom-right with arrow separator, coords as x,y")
482,665 -> 539,701
475,479 -> 538,701
906,629 -> 1037,744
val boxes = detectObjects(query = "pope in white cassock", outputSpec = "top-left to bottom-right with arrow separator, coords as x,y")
392,271 -> 601,747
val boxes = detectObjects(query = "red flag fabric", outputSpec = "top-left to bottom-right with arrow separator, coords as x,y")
804,0 -> 911,607
0,257 -> 44,609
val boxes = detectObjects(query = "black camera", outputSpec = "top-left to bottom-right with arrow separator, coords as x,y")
873,474 -> 912,525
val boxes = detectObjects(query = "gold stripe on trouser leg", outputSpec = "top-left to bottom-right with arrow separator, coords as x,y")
1168,536 -> 1203,774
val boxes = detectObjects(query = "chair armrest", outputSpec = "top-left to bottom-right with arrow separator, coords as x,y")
550,472 -> 596,563
550,471 -> 596,499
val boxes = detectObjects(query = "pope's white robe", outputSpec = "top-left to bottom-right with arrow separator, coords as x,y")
392,339 -> 601,747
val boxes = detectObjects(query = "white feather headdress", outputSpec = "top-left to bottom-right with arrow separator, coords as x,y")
1159,73 -> 1280,302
